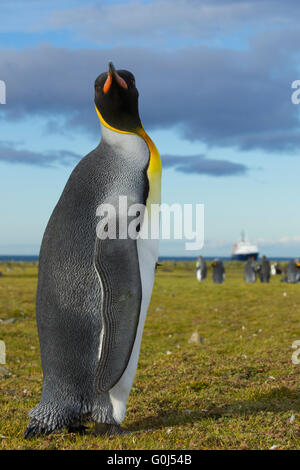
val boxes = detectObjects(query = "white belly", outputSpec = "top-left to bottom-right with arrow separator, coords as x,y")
109,236 -> 158,423
100,121 -> 161,423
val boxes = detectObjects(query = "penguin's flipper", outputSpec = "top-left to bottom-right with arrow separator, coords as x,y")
94,234 -> 142,393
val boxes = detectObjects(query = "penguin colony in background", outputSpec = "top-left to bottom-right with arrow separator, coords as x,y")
195,255 -> 300,284
195,258 -> 225,284
25,62 -> 161,438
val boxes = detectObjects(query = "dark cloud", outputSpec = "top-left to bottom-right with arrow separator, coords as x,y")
3,0 -> 300,41
46,1 -> 300,47
0,140 -> 247,176
162,154 -> 248,176
1,25 -> 300,153
0,142 -> 80,166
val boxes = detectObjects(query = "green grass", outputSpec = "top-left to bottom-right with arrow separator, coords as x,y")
1,260 -> 300,450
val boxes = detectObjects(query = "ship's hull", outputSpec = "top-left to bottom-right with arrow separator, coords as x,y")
232,253 -> 259,261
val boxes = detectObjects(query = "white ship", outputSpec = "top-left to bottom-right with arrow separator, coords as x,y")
231,232 -> 259,261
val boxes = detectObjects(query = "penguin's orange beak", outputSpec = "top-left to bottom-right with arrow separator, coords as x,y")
103,61 -> 128,93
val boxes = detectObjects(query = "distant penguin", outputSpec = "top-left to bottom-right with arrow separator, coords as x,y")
259,255 -> 270,283
244,258 -> 256,283
212,259 -> 225,284
24,62 -> 162,438
275,263 -> 282,275
282,259 -> 300,283
270,263 -> 276,276
196,256 -> 207,281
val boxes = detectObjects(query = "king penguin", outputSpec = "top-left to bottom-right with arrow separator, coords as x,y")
282,259 -> 300,283
195,256 -> 207,281
258,255 -> 270,283
244,257 -> 257,283
212,259 -> 225,284
24,62 -> 161,437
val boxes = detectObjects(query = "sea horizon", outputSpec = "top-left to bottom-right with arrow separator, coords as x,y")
0,254 -> 296,262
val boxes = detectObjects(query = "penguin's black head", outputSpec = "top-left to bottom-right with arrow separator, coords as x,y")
94,62 -> 142,133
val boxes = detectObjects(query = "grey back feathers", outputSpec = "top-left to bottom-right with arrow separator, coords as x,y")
25,129 -> 151,437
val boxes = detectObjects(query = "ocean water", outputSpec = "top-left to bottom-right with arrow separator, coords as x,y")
0,255 -> 293,262
0,255 -> 39,262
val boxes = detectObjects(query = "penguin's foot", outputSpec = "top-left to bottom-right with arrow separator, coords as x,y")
94,423 -> 130,436
67,424 -> 89,435
24,418 -> 53,439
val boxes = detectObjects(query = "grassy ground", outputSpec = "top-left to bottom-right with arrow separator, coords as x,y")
0,260 -> 300,450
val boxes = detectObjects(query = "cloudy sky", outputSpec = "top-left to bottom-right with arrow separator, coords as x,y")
1,0 -> 300,257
